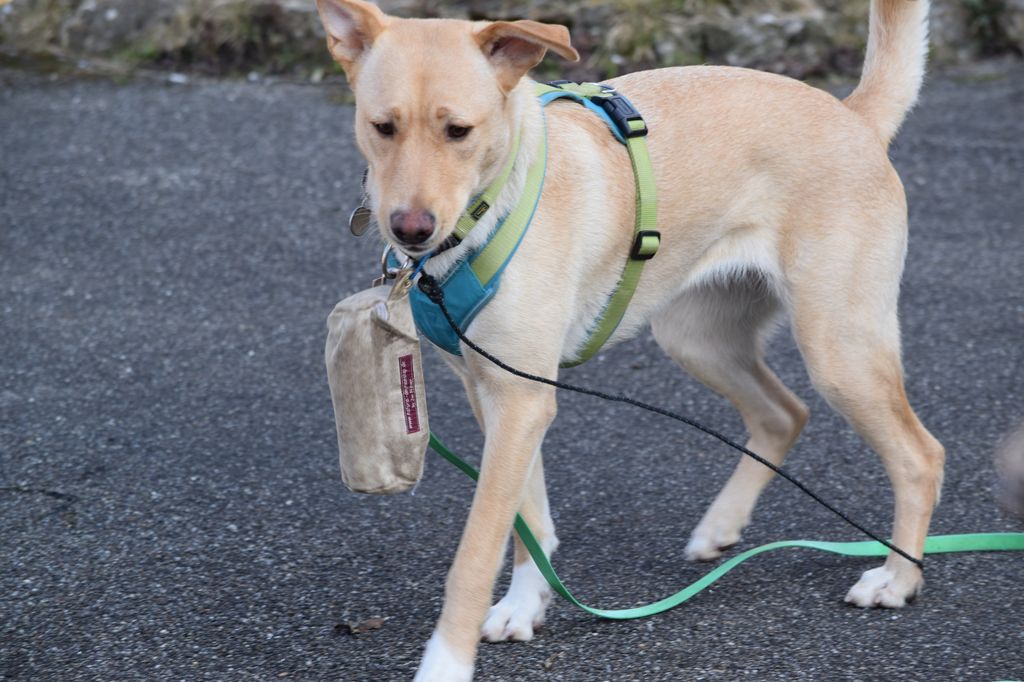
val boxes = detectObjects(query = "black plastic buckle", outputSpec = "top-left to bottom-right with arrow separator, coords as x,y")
630,230 -> 661,260
592,93 -> 648,138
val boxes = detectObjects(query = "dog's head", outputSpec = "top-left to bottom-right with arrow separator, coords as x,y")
316,0 -> 578,256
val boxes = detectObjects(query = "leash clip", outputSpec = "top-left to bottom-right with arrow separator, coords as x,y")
373,244 -> 411,287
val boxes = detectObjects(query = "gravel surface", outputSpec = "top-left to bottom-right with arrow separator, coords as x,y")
2,64 -> 1023,681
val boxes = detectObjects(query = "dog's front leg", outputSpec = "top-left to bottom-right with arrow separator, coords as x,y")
414,378 -> 556,682
480,450 -> 557,642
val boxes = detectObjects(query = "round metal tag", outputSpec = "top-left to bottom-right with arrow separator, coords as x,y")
348,206 -> 373,236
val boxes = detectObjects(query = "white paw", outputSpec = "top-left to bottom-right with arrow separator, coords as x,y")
481,561 -> 551,642
684,524 -> 741,561
844,565 -> 922,608
413,632 -> 473,682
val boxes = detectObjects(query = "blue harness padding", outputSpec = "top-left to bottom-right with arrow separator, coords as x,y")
408,260 -> 493,354
536,87 -> 629,144
405,83 -> 643,357
405,205 -> 538,356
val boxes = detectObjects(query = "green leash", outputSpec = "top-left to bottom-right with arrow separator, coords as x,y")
429,433 -> 1024,620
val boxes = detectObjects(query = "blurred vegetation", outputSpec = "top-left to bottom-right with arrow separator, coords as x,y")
0,0 -> 1020,80
965,0 -> 1022,56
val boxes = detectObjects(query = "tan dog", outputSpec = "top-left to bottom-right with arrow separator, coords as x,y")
315,1 -> 945,679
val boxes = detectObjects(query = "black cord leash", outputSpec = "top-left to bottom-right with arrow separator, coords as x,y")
417,274 -> 925,569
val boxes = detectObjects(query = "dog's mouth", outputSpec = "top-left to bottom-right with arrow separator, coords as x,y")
392,240 -> 433,259
395,242 -> 426,255
391,232 -> 460,261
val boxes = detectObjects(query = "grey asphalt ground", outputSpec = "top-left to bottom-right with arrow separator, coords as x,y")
2,63 -> 1023,682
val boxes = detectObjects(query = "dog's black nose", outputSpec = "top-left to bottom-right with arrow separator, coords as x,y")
390,209 -> 436,246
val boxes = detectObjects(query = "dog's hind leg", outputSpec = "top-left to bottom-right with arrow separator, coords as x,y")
786,205 -> 944,607
651,275 -> 809,560
789,293 -> 943,606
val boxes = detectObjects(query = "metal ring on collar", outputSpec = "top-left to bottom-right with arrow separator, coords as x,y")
379,244 -> 410,281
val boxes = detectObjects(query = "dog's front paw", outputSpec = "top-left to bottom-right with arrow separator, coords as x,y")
414,632 -> 473,682
844,565 -> 922,608
684,523 -> 742,561
480,592 -> 547,642
480,562 -> 551,642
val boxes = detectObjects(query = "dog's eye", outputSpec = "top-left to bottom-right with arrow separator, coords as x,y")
446,125 -> 472,140
373,121 -> 395,138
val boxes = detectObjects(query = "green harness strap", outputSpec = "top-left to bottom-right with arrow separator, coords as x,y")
452,133 -> 522,243
469,133 -> 547,286
534,82 -> 660,367
429,433 -> 1024,620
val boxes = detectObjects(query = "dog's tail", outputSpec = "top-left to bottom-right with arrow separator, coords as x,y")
844,0 -> 929,146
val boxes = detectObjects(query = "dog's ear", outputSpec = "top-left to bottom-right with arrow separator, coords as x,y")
316,0 -> 389,82
475,20 -> 580,93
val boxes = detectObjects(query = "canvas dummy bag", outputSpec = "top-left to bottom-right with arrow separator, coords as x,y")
325,276 -> 428,493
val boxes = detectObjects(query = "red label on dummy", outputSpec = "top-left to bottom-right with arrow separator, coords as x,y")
398,354 -> 420,434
